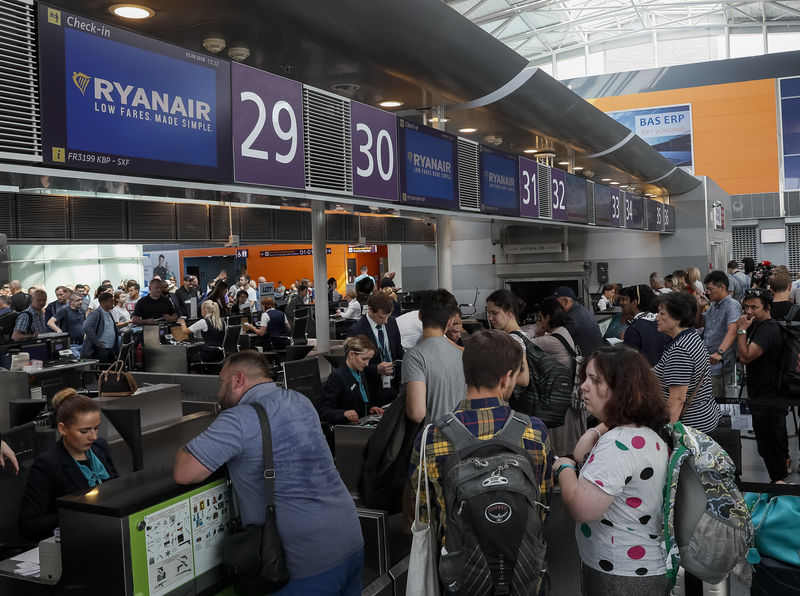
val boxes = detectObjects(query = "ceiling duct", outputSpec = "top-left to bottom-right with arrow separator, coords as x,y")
270,0 -> 700,196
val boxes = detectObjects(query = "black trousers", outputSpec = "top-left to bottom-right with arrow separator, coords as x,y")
751,405 -> 789,482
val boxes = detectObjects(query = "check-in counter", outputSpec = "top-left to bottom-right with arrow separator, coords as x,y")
0,361 -> 98,429
0,468 -> 233,595
142,325 -> 189,374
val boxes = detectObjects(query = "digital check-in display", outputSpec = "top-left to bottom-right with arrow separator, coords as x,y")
39,4 -> 231,181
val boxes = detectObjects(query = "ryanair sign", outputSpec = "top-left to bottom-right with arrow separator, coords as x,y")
73,72 -> 213,131
39,3 -> 231,179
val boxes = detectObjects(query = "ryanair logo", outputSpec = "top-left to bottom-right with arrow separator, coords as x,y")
406,151 -> 452,175
72,72 -> 91,96
72,72 -> 214,132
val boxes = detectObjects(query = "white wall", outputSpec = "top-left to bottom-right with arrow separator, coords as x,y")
9,244 -> 144,292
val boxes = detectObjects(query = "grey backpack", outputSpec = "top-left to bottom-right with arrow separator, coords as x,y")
662,422 -> 754,585
436,412 -> 548,595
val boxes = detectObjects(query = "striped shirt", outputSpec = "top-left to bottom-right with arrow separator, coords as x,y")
653,328 -> 720,433
410,397 -> 554,528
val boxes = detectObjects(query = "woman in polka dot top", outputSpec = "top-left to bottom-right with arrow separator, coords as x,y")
553,346 -> 671,595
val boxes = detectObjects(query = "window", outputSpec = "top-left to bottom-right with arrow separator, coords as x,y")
788,224 -> 800,277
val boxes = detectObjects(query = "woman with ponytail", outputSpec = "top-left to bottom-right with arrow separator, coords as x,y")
19,388 -> 118,540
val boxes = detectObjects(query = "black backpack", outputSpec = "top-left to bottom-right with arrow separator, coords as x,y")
436,411 -> 548,595
509,330 -> 573,427
777,304 -> 800,395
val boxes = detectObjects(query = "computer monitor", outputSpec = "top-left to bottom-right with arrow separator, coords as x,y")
20,342 -> 49,363
47,333 -> 70,361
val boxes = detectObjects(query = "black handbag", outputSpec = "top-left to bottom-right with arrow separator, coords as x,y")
222,403 -> 290,595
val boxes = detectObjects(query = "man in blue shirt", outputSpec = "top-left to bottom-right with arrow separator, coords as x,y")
80,293 -> 119,363
174,351 -> 364,595
703,270 -> 742,400
552,286 -> 604,356
49,293 -> 87,358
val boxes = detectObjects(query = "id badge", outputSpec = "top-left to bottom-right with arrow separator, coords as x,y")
382,374 -> 392,389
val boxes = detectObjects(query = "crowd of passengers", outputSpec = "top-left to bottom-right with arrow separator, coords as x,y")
0,257 -> 795,594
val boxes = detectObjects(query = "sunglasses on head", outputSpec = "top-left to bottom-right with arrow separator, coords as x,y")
744,288 -> 773,300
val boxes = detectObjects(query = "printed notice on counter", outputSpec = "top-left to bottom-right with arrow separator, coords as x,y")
144,500 -> 194,595
190,484 -> 232,575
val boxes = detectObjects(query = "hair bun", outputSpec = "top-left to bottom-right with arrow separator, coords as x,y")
51,388 -> 79,411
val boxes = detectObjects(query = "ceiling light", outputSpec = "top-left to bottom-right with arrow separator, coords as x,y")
109,4 -> 154,19
330,82 -> 361,93
202,37 -> 226,54
458,127 -> 477,133
573,166 -> 584,171
228,46 -> 251,61
378,100 -> 404,108
601,178 -> 611,182
620,185 -> 628,189
428,116 -> 450,123
610,181 -> 620,185
523,149 -> 538,154
558,161 -> 569,166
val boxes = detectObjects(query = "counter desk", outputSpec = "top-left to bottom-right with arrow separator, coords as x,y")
0,469 -> 235,596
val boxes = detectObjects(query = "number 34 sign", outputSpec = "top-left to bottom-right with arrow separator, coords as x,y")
231,63 -> 304,189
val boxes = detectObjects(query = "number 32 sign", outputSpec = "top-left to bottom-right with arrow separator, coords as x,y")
231,63 -> 305,189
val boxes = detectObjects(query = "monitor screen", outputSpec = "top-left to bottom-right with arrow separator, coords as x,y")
564,172 -> 588,224
21,343 -> 49,363
480,146 -> 519,216
38,4 -> 232,182
398,119 -> 458,210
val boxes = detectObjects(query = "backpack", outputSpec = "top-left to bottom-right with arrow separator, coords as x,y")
776,304 -> 800,395
661,421 -> 753,585
358,390 -> 422,513
436,411 -> 547,595
509,330 -> 573,427
550,333 -> 584,411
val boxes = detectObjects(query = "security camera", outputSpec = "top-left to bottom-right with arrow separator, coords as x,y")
422,216 -> 434,227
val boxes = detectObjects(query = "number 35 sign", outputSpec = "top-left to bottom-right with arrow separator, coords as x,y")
231,63 -> 305,189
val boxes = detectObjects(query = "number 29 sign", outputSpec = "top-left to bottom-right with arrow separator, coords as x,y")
231,63 -> 305,189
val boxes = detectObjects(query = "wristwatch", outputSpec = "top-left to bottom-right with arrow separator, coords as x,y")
737,329 -> 747,335
716,348 -> 724,355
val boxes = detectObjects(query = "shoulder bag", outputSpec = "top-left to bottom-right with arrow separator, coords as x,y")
98,359 -> 138,397
222,403 -> 290,595
407,423 -> 441,596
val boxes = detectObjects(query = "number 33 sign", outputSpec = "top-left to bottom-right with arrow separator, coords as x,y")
231,63 -> 305,189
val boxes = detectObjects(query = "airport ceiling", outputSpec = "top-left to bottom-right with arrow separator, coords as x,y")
44,0 -> 708,196
449,0 -> 800,62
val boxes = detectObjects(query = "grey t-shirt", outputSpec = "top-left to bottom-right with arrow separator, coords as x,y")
401,335 -> 465,423
187,383 -> 363,578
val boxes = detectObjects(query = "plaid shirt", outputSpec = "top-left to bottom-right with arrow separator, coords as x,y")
14,305 -> 47,335
410,396 -> 554,529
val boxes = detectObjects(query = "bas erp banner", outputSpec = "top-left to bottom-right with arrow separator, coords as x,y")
606,104 -> 693,173
39,4 -> 232,181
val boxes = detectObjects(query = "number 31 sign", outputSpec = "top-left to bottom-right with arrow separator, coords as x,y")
231,63 -> 305,189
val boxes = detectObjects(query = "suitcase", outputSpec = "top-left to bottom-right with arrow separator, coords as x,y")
751,556 -> 800,595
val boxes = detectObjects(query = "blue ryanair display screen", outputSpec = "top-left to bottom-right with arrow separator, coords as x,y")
399,119 -> 458,210
38,4 -> 231,181
480,147 -> 518,216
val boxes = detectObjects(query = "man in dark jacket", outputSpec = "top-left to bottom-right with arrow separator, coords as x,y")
80,293 -> 119,362
346,292 -> 404,405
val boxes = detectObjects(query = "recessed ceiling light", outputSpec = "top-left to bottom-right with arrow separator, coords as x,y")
378,100 -> 404,108
109,4 -> 154,19
601,178 -> 611,182
429,117 -> 450,123
573,166 -> 584,170
610,181 -> 620,185
620,185 -> 628,189
557,161 -> 569,166
458,127 -> 477,133
523,149 -> 538,154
